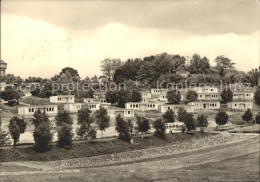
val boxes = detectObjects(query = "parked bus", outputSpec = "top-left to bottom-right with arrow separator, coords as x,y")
165,122 -> 184,133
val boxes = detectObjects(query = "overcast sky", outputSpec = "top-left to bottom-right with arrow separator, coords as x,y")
1,0 -> 260,79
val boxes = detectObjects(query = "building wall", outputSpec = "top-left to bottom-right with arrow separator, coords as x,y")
125,103 -> 159,110
151,89 -> 168,95
188,101 -> 220,109
18,106 -> 58,117
197,93 -> 219,100
159,105 -> 194,113
233,93 -> 254,100
227,102 -> 253,110
50,96 -> 75,103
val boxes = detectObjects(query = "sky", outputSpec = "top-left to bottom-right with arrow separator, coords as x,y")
1,0 -> 260,79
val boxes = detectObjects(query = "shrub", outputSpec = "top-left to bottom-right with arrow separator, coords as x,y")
254,88 -> 260,106
56,110 -> 73,126
177,107 -> 187,122
221,88 -> 233,103
196,114 -> 208,133
215,111 -> 229,130
255,113 -> 260,125
241,109 -> 253,124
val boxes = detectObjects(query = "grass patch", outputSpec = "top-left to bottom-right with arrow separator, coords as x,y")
0,132 -> 213,162
20,96 -> 50,105
228,124 -> 260,133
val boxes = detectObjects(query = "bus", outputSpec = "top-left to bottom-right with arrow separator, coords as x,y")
165,122 -> 184,133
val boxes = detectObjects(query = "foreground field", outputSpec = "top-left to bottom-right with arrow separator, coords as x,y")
0,133 -> 259,181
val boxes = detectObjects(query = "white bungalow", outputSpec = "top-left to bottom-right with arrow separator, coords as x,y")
227,101 -> 253,110
49,95 -> 75,103
151,88 -> 168,95
93,91 -> 106,98
232,90 -> 254,101
83,98 -> 110,105
188,100 -> 220,109
64,103 -> 100,113
18,105 -> 58,118
159,104 -> 194,113
125,102 -> 159,111
141,91 -> 152,103
191,87 -> 219,100
158,94 -> 167,101
107,107 -> 135,118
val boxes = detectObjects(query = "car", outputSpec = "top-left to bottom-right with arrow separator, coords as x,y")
165,122 -> 184,134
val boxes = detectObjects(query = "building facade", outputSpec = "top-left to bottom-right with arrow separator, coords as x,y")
125,102 -> 159,111
18,105 -> 58,118
227,101 -> 253,110
64,103 -> 100,113
188,100 -> 220,109
159,104 -> 194,113
49,95 -> 75,103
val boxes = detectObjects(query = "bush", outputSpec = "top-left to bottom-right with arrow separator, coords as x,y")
57,123 -> 74,148
8,116 -> 26,146
33,122 -> 52,152
215,111 -> 229,130
254,88 -> 260,106
255,113 -> 260,125
177,107 -> 187,122
56,110 -> 73,126
153,118 -> 166,139
241,109 -> 253,124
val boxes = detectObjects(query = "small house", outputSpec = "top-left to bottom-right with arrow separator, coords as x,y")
18,105 -> 58,118
188,100 -> 220,109
227,101 -> 253,110
49,95 -> 75,103
64,103 -> 100,113
125,102 -> 159,111
159,104 -> 194,113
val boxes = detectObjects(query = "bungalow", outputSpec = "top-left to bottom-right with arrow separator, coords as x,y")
83,98 -> 111,105
125,102 -> 159,111
151,88 -> 168,95
159,104 -> 194,113
188,100 -> 220,109
191,87 -> 219,100
227,101 -> 253,110
107,107 -> 135,118
93,91 -> 106,98
232,90 -> 254,101
18,105 -> 58,118
158,94 -> 167,101
64,103 -> 100,113
49,95 -> 75,103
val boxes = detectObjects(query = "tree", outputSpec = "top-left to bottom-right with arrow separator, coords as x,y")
116,90 -> 131,108
0,86 -> 21,106
184,113 -> 196,133
32,110 -> 49,128
57,123 -> 74,148
8,117 -> 26,146
105,90 -> 117,105
55,110 -> 73,126
187,54 -> 210,74
166,89 -> 181,104
177,107 -> 187,122
94,107 -> 110,138
221,88 -> 233,103
215,111 -> 229,130
248,67 -> 260,86
136,115 -> 150,139
241,109 -> 253,124
131,89 -> 142,102
254,88 -> 260,106
153,118 -> 166,139
162,109 -> 176,123
215,55 -> 235,80
77,107 -> 96,141
255,113 -> 260,125
196,114 -> 208,133
8,119 -> 20,147
186,90 -> 198,102
33,122 -> 52,152
101,58 -> 122,81
115,114 -> 131,141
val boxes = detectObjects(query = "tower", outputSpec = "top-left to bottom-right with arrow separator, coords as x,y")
0,60 -> 7,77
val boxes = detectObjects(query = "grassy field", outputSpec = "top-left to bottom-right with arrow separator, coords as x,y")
0,132 -> 214,162
229,124 -> 260,133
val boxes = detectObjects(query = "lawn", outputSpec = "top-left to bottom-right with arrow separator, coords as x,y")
228,124 -> 260,133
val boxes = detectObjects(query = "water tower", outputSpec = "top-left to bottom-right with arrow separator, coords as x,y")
0,60 -> 7,77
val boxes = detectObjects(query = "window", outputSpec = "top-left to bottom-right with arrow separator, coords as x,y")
128,111 -> 131,114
